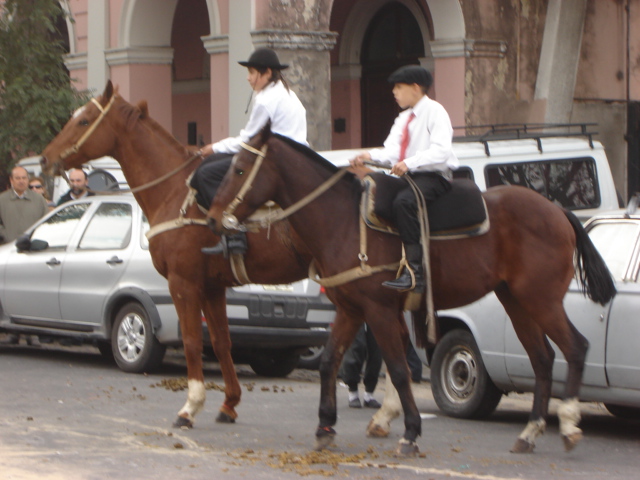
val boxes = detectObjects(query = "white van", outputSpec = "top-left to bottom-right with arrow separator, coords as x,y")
320,124 -> 621,221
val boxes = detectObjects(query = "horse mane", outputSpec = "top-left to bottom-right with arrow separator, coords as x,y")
116,98 -> 188,154
271,133 -> 362,202
272,134 -> 341,174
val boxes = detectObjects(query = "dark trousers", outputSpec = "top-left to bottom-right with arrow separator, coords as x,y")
406,342 -> 423,382
375,172 -> 451,245
340,325 -> 382,393
191,153 -> 233,208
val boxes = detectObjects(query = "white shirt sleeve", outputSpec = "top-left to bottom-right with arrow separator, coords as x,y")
212,101 -> 271,154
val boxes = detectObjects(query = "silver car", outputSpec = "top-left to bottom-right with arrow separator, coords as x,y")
0,195 -> 332,376
427,207 -> 640,420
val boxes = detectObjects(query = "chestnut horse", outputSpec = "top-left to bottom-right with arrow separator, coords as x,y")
39,81 -> 330,430
207,129 -> 616,454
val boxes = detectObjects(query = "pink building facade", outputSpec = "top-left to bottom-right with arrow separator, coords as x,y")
59,0 -> 640,199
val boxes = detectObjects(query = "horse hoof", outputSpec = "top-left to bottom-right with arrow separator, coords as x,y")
562,432 -> 583,452
315,426 -> 336,451
216,411 -> 236,423
395,439 -> 419,457
216,404 -> 238,423
366,419 -> 390,438
510,438 -> 535,454
172,416 -> 193,429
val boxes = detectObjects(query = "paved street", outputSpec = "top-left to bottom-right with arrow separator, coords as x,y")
1,336 -> 639,480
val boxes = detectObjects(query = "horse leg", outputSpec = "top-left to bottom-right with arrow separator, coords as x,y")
368,308 -> 421,457
171,287 -> 207,428
367,313 -> 410,437
315,307 -> 362,451
201,287 -> 242,423
497,289 -> 555,453
367,370 -> 401,437
542,316 -> 589,451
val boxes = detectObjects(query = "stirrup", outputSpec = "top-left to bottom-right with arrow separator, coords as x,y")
202,236 -> 227,256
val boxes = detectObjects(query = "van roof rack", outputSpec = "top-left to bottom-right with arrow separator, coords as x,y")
452,123 -> 598,156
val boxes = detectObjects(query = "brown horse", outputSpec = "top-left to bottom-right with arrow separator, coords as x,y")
207,129 -> 616,454
40,81 -> 326,430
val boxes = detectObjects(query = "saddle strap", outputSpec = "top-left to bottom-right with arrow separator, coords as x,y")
309,216 -> 399,287
405,176 -> 436,344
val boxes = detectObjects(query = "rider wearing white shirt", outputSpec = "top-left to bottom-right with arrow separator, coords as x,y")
351,65 -> 458,292
195,48 -> 308,256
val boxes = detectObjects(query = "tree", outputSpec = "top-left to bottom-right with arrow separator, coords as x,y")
0,0 -> 88,184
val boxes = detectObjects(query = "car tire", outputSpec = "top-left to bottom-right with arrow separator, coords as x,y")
431,329 -> 502,419
248,349 -> 300,378
604,403 -> 640,420
297,346 -> 324,370
111,302 -> 166,374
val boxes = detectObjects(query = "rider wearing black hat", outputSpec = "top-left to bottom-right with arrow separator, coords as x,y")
351,65 -> 459,292
195,47 -> 308,256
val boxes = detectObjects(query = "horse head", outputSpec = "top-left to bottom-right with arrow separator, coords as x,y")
41,80 -> 123,176
207,126 -> 277,235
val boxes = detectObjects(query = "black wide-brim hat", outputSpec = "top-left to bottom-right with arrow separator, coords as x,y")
238,48 -> 289,70
388,65 -> 433,88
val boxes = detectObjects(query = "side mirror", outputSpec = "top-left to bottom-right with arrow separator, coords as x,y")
15,235 -> 31,252
15,235 -> 49,252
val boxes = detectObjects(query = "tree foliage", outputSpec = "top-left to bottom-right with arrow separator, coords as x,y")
0,0 -> 88,181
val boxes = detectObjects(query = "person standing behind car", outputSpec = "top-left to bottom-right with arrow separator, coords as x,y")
0,166 -> 48,244
56,168 -> 94,205
29,176 -> 55,211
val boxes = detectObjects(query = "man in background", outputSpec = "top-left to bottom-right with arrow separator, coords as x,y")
57,168 -> 94,205
0,165 -> 49,346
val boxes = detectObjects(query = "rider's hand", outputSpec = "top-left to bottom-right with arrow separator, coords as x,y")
350,152 -> 371,167
391,161 -> 409,176
198,144 -> 214,157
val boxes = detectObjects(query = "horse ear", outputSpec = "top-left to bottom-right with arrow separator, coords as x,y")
260,120 -> 272,143
103,81 -> 113,101
136,100 -> 149,119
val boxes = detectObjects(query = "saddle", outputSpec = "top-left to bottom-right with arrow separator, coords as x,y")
361,173 -> 490,239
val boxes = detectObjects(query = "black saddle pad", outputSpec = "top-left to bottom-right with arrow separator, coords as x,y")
369,173 -> 487,235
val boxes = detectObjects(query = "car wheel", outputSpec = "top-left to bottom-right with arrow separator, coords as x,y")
431,329 -> 502,419
604,403 -> 640,420
111,302 -> 166,373
297,346 -> 324,370
248,349 -> 300,378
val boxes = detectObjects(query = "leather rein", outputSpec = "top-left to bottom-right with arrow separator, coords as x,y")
224,142 -> 399,288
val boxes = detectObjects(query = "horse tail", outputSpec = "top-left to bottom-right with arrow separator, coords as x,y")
410,300 -> 430,349
563,209 -> 616,305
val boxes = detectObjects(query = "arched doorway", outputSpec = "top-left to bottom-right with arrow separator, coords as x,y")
360,2 -> 425,147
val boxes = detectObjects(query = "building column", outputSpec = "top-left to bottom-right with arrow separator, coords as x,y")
105,47 -> 174,132
535,0 -> 588,123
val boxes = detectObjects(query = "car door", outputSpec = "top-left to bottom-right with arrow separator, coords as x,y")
2,202 -> 91,323
58,200 -> 134,331
589,219 -> 640,390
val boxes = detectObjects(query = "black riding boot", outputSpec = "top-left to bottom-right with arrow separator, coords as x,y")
382,244 -> 425,292
201,232 -> 248,256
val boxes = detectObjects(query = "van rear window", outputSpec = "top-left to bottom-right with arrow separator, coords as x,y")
484,157 -> 600,210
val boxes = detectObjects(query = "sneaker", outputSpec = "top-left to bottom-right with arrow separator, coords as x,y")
349,398 -> 362,408
363,398 -> 381,409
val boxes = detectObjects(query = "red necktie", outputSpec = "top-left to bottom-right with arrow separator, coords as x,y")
399,112 -> 415,162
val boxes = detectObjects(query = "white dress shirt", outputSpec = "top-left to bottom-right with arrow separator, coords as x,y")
368,95 -> 459,173
213,80 -> 308,154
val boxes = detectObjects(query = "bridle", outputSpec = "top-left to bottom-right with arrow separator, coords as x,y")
52,94 -> 203,196
59,96 -> 117,162
221,141 -> 349,232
